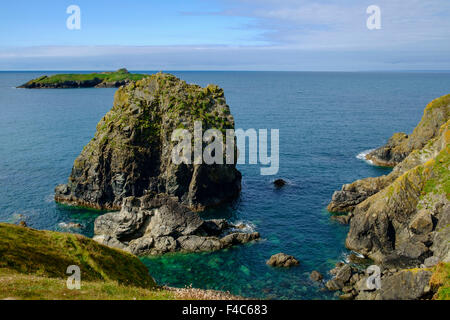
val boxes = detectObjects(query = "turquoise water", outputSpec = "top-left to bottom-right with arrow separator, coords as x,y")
1,71 -> 449,299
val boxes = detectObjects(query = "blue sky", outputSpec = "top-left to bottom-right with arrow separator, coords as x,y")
0,0 -> 449,70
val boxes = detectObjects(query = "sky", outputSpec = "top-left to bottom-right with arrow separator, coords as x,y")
0,0 -> 449,71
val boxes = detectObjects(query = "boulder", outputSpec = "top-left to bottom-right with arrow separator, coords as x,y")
310,270 -> 323,282
93,195 -> 259,255
266,253 -> 299,268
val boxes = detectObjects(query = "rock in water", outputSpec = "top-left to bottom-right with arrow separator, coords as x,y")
310,270 -> 323,282
93,194 -> 260,255
273,179 -> 286,188
55,73 -> 241,211
266,253 -> 300,267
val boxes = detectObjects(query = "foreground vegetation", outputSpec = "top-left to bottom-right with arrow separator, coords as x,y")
0,223 -> 240,300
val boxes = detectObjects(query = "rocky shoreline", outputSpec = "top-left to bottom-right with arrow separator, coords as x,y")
325,94 -> 449,300
93,194 -> 260,255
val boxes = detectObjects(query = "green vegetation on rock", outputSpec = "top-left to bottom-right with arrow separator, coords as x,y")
18,68 -> 148,88
430,262 -> 450,300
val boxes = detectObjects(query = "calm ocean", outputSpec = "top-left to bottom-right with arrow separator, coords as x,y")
1,71 -> 449,299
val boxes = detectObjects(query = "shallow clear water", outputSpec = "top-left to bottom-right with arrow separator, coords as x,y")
1,71 -> 449,299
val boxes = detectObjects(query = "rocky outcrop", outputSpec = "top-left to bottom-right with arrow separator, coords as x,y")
326,262 -> 435,300
92,194 -> 260,255
266,253 -> 300,267
345,125 -> 449,266
328,95 -> 449,214
325,94 -> 449,300
366,94 -> 449,166
55,73 -> 241,211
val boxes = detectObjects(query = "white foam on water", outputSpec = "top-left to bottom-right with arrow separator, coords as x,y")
356,149 -> 375,165
231,220 -> 256,233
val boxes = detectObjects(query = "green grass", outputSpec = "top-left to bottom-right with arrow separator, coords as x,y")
21,69 -> 148,86
0,223 -> 155,288
0,268 -> 175,300
430,263 -> 450,300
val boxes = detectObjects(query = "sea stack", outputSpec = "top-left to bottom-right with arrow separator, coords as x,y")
55,73 -> 241,211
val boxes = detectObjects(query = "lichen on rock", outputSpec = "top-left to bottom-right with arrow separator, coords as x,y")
55,73 -> 241,211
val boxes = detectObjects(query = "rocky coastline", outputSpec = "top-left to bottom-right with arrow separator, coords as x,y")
325,94 -> 449,300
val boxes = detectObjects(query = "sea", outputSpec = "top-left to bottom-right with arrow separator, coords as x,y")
1,71 -> 449,299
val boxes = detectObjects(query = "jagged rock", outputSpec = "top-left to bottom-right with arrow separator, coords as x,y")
331,214 -> 352,224
345,120 -> 449,266
375,269 -> 432,300
266,253 -> 300,268
93,195 -> 259,255
423,256 -> 440,268
327,95 -> 449,213
326,95 -> 449,300
335,264 -> 353,283
409,210 -> 434,235
310,270 -> 323,282
325,279 -> 344,291
55,73 -> 241,211
366,95 -> 449,166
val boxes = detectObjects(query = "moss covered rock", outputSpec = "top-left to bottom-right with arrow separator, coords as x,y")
55,73 -> 241,211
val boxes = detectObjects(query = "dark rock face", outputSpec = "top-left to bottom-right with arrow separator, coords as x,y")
93,195 -> 260,255
266,253 -> 299,267
55,73 -> 241,211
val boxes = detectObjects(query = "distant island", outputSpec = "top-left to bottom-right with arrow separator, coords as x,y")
18,68 -> 148,88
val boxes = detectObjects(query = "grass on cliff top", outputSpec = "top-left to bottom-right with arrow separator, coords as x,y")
0,223 -> 155,288
0,268 -> 174,300
425,93 -> 450,112
24,69 -> 148,85
430,262 -> 450,300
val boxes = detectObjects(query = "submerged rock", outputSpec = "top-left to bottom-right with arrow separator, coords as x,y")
266,253 -> 300,268
93,194 -> 260,255
55,73 -> 241,211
